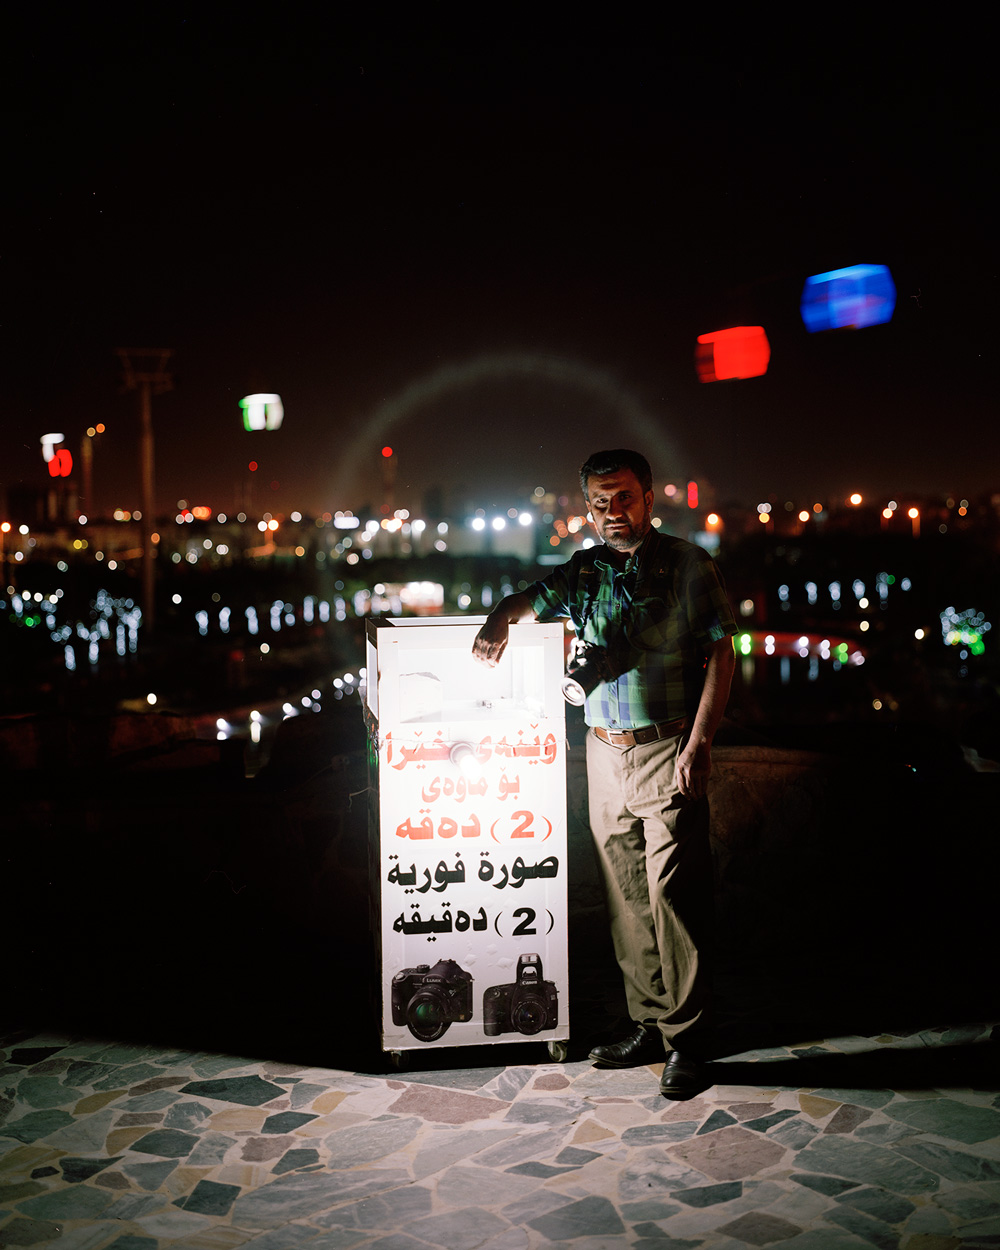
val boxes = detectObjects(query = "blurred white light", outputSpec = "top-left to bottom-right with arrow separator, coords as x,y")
450,741 -> 482,779
519,512 -> 532,526
172,594 -> 182,605
471,517 -> 486,532
146,692 -> 157,705
492,517 -> 506,531
40,432 -> 64,461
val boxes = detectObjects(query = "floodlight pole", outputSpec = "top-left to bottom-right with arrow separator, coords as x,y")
116,349 -> 174,635
80,433 -> 93,516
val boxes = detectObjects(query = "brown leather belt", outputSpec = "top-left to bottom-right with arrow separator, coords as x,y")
593,717 -> 689,748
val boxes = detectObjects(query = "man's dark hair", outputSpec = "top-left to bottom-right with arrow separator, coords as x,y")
580,449 -> 653,498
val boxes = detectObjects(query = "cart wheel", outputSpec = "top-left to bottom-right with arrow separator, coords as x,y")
547,1041 -> 569,1063
388,1050 -> 408,1071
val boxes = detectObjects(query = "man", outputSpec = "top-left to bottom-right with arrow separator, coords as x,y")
472,449 -> 736,1099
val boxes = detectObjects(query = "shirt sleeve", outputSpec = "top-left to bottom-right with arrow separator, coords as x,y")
682,546 -> 737,648
524,555 -> 580,623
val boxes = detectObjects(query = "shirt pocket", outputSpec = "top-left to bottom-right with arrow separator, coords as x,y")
631,596 -> 683,651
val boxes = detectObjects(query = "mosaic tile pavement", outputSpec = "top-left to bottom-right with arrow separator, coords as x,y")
2,1022 -> 999,1249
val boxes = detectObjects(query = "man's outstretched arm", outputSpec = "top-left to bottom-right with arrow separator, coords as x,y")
471,592 -> 538,667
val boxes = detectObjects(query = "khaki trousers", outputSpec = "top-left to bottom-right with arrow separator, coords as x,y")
586,728 -> 714,1055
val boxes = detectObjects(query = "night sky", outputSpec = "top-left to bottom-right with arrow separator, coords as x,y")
3,15 -> 994,520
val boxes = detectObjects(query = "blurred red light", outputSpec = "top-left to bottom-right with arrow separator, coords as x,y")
687,481 -> 698,509
248,461 -> 258,472
695,326 -> 771,382
382,446 -> 394,458
48,448 -> 73,477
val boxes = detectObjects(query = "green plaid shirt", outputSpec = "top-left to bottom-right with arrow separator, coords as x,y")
528,530 -> 736,729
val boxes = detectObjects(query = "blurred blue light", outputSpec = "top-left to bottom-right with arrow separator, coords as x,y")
800,264 -> 896,332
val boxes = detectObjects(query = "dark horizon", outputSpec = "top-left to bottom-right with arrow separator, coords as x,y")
3,18 -> 993,519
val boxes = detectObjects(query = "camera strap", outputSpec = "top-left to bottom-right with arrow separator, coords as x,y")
578,532 -> 670,650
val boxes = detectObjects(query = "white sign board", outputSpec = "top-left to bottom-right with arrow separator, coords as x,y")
367,618 -> 569,1051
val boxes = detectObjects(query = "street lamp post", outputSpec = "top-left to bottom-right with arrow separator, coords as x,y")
80,424 -> 105,518
0,521 -> 9,590
116,349 -> 174,634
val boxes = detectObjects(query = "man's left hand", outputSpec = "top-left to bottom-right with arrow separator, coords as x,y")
676,739 -> 712,800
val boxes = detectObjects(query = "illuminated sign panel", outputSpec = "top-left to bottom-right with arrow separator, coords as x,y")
366,618 -> 569,1053
239,393 -> 284,431
41,433 -> 65,461
695,327 -> 771,382
800,264 -> 896,332
41,433 -> 72,476
48,449 -> 73,477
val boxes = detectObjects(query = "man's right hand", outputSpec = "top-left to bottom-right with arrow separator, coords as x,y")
472,614 -> 510,667
471,591 -> 536,667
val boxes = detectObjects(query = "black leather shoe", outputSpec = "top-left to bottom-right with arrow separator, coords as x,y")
589,1024 -> 665,1068
659,1050 -> 709,1100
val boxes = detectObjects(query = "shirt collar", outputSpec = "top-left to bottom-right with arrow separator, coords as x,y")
594,527 -> 656,576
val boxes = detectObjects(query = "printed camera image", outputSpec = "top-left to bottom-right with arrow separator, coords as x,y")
482,953 -> 558,1036
391,958 -> 474,1042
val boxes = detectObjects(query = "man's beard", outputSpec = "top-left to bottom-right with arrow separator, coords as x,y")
601,517 -> 650,550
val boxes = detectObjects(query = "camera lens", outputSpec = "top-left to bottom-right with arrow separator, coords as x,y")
511,994 -> 548,1035
406,989 -> 451,1041
561,676 -> 588,705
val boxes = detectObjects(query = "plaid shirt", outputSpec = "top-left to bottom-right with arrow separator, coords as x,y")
527,530 -> 737,729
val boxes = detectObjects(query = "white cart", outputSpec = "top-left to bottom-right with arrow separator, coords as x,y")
364,616 -> 570,1064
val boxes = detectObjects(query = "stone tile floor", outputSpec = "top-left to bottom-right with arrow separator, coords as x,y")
3,1020 -> 1000,1249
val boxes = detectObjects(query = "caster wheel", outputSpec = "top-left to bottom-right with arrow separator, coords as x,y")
387,1050 -> 409,1071
547,1041 -> 569,1063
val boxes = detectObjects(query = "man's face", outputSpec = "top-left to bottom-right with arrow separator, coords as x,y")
585,468 -> 654,554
